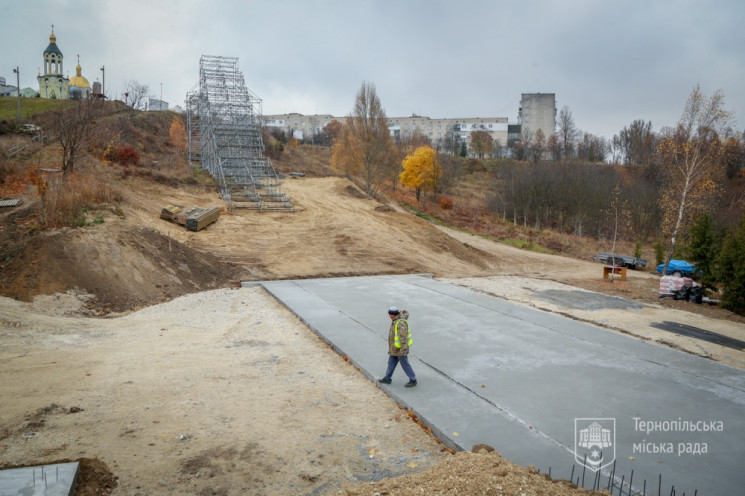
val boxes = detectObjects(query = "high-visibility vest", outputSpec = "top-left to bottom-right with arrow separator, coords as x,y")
394,319 -> 413,348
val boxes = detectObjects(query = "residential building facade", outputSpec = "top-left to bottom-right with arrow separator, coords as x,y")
518,93 -> 556,139
263,113 -> 337,141
263,113 -> 509,151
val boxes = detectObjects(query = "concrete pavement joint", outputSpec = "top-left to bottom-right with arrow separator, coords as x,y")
415,353 -> 575,457
258,275 -> 745,495
426,280 -> 745,395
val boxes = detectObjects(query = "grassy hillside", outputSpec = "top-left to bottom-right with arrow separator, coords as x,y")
0,96 -> 71,123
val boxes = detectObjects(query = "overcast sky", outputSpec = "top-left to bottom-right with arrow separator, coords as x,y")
2,0 -> 743,139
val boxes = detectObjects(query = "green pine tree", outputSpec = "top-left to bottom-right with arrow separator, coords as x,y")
686,213 -> 723,287
716,216 -> 745,315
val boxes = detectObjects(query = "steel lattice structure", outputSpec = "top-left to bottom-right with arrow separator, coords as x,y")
186,55 -> 292,211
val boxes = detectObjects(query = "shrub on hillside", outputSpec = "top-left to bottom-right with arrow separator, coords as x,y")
439,196 -> 454,210
105,145 -> 140,166
37,172 -> 120,228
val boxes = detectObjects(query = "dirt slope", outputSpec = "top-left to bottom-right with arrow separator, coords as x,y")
120,176 -> 496,279
1,172 -> 744,495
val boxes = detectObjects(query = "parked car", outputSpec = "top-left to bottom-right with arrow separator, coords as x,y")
19,123 -> 41,134
656,259 -> 697,277
596,252 -> 647,270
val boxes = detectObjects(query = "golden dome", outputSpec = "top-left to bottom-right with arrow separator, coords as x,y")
50,32 -> 56,43
69,62 -> 90,89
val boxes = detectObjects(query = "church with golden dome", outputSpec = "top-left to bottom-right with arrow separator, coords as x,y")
69,57 -> 92,100
37,26 -> 92,100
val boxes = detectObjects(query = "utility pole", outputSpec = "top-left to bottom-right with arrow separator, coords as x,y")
160,82 -> 163,110
13,67 -> 20,122
100,65 -> 105,98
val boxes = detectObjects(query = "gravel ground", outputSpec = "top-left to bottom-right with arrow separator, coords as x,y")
0,287 -> 451,495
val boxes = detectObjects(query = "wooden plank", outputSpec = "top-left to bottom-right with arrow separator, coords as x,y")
186,206 -> 221,231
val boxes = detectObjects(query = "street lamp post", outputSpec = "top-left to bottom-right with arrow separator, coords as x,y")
100,65 -> 105,98
13,67 -> 20,122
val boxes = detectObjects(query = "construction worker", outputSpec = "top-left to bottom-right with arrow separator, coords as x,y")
378,306 -> 417,387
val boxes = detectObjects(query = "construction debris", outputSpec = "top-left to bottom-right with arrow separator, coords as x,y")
186,206 -> 222,232
160,204 -> 221,231
160,204 -> 183,221
0,199 -> 21,208
175,207 -> 200,226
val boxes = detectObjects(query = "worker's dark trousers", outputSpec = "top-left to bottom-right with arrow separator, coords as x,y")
384,355 -> 416,382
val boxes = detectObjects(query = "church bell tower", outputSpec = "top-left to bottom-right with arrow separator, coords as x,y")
37,25 -> 70,99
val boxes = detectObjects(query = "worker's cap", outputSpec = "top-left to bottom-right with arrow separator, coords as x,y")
388,306 -> 400,315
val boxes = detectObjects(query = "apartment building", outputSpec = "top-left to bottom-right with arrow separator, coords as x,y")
518,93 -> 556,139
387,115 -> 508,147
263,113 -> 509,149
263,113 -> 337,140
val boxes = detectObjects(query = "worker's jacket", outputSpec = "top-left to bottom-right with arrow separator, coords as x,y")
388,310 -> 412,356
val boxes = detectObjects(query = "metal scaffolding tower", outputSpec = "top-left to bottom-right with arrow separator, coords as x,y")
186,55 -> 292,211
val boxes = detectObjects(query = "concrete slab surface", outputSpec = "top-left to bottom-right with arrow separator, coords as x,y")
260,275 -> 745,495
0,462 -> 78,496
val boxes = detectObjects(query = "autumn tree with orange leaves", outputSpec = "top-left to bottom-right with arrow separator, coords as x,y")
331,82 -> 397,197
169,116 -> 187,152
656,84 -> 732,274
400,146 -> 442,202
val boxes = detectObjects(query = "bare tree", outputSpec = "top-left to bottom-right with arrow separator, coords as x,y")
123,80 -> 150,110
331,81 -> 397,196
398,129 -> 431,158
438,152 -> 464,194
557,105 -> 578,159
51,98 -> 106,175
469,128 -> 493,158
441,129 -> 461,155
577,132 -> 608,162
547,133 -> 561,161
604,184 -> 632,280
514,128 -> 533,161
610,134 -> 623,164
656,84 -> 732,274
531,129 -> 546,163
618,119 -> 656,165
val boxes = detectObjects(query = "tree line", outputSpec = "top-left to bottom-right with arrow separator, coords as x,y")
318,81 -> 744,314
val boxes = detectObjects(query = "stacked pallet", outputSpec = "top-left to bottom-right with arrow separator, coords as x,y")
160,204 -> 221,231
160,204 -> 183,221
175,207 -> 200,226
659,275 -> 693,295
186,206 -> 222,232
